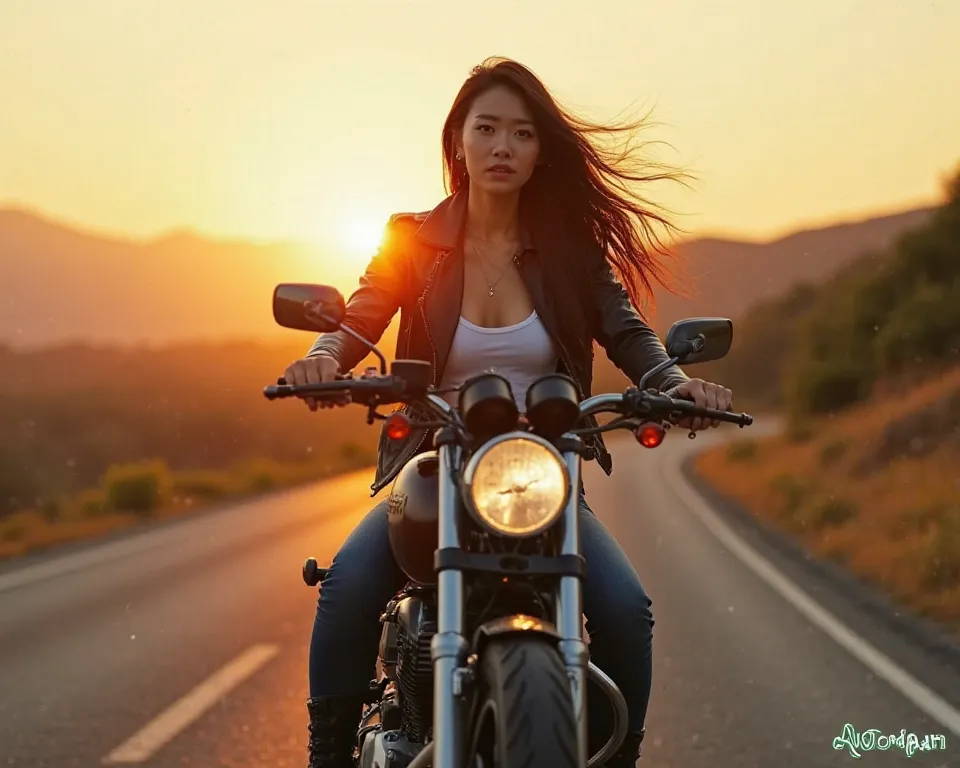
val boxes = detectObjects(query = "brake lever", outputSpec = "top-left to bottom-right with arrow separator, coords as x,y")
656,388 -> 706,438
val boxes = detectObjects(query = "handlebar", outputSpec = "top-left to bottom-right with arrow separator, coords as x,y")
579,390 -> 753,428
266,375 -> 399,403
264,374 -> 753,429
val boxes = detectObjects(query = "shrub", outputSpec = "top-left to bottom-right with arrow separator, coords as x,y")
811,497 -> 858,528
102,460 -> 171,516
768,474 -> 813,519
0,510 -> 44,542
788,357 -> 872,416
874,279 -> 960,372
726,439 -> 758,462
818,438 -> 849,466
173,470 -> 233,501
923,505 -> 960,589
73,488 -> 108,518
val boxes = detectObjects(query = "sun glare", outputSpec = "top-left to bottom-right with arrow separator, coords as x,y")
343,214 -> 387,257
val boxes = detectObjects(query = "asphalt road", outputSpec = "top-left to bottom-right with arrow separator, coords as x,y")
2,424 -> 959,767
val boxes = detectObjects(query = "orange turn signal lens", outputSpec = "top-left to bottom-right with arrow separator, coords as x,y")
635,421 -> 666,448
385,412 -> 411,440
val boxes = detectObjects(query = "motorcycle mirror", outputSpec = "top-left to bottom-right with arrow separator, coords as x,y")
664,317 -> 733,364
273,283 -> 346,333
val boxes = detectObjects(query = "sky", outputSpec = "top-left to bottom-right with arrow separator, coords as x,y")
2,0 -> 958,261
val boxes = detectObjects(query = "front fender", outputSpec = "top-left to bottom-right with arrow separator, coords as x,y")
471,614 -> 562,654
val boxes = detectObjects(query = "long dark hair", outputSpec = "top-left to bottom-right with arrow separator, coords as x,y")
441,57 -> 692,348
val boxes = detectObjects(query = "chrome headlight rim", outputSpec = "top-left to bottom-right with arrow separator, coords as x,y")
461,431 -> 571,538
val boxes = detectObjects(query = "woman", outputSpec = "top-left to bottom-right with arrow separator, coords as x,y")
285,57 -> 734,767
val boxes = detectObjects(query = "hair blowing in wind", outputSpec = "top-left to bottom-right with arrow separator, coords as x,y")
441,57 -> 693,325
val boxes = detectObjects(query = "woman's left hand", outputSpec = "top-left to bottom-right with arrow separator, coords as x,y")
671,378 -> 734,431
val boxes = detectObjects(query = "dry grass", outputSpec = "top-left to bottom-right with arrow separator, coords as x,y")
695,366 -> 960,632
0,453 -> 375,560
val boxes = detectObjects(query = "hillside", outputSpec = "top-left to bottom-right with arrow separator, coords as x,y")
650,204 -> 934,329
0,204 -> 935,350
693,163 -> 960,635
0,340 -> 381,515
0,209 -> 342,349
695,167 -> 960,414
696,365 -> 960,634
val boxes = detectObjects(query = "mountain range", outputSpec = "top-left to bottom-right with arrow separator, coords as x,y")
0,204 -> 936,351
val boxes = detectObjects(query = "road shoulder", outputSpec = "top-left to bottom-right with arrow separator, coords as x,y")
681,450 -> 960,705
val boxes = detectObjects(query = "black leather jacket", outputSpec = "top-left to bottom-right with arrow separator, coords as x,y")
307,192 -> 689,495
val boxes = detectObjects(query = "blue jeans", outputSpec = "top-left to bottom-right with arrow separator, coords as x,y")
308,492 -> 654,748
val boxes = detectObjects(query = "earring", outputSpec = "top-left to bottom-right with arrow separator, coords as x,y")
456,150 -> 463,160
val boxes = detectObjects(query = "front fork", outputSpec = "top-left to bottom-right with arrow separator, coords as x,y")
429,439 -> 588,767
557,441 -> 589,766
430,441 -> 467,768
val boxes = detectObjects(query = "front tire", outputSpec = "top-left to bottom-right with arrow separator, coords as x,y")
467,638 -> 578,768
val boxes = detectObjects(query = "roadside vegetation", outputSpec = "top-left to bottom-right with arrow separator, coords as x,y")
0,340 -> 378,558
0,308 -> 635,559
695,164 -> 960,632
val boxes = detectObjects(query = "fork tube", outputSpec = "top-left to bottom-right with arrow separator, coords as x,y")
431,442 -> 467,768
556,444 -> 589,766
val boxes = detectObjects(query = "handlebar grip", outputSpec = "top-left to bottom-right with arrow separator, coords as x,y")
661,389 -> 753,427
274,373 -> 348,387
697,407 -> 752,426
264,384 -> 286,400
264,375 -> 358,402
265,376 -> 292,399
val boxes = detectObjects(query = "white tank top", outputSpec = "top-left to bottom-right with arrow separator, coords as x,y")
438,310 -> 559,413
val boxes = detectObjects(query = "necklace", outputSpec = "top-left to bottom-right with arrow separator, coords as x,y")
469,241 -> 520,297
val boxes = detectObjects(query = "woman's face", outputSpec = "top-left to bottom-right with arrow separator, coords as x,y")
459,84 -> 541,196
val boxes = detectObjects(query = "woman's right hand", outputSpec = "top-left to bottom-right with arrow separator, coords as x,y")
282,354 -> 351,411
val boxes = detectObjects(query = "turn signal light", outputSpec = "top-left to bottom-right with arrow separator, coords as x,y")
385,412 -> 411,440
635,421 -> 666,448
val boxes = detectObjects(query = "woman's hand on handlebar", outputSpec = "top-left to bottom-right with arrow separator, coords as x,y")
282,354 -> 351,411
670,378 -> 733,431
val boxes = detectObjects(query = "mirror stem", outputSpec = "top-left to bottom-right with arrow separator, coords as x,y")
638,355 -> 681,391
339,323 -> 388,374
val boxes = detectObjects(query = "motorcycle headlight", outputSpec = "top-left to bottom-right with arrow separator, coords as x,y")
462,433 -> 570,537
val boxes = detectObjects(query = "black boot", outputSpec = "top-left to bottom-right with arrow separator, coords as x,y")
605,728 -> 646,767
306,695 -> 365,768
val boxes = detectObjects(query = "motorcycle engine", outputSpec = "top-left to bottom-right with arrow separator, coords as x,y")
379,592 -> 436,744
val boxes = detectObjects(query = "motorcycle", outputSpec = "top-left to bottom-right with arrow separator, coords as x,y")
263,283 -> 754,768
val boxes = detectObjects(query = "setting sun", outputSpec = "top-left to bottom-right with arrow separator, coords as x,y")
343,214 -> 387,257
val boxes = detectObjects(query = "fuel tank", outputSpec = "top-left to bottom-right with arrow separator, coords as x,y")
387,451 -> 440,585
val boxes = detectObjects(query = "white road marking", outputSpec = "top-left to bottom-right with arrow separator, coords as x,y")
663,443 -> 960,738
102,643 -> 280,763
0,534 -> 170,595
